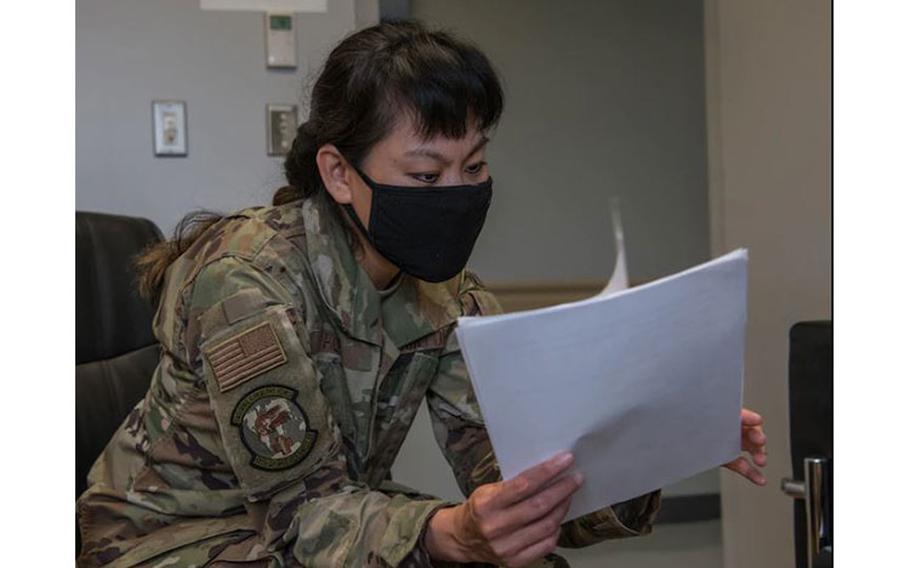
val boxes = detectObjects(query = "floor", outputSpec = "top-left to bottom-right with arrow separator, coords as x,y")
557,519 -> 724,568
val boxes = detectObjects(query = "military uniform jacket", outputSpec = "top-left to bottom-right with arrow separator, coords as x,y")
77,191 -> 662,567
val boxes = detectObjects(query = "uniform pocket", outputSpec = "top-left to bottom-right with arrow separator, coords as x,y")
368,352 -> 439,476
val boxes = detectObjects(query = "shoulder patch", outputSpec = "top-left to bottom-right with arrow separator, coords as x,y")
205,322 -> 288,392
231,385 -> 318,471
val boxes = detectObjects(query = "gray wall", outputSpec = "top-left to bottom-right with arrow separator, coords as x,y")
705,1 -> 832,567
393,4 -> 721,567
413,0 -> 711,283
76,0 -> 360,234
76,0 -> 709,280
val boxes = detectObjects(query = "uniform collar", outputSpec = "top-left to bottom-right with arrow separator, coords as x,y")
380,272 -> 462,349
300,191 -> 462,348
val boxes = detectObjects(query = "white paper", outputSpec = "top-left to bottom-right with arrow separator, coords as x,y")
598,198 -> 629,297
455,249 -> 748,520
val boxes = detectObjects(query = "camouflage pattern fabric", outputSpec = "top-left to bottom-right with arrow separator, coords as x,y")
77,190 -> 661,567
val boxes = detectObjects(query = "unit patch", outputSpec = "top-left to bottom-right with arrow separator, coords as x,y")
206,322 -> 288,393
231,385 -> 318,471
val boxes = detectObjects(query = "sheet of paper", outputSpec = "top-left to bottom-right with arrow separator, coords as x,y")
598,198 -> 629,297
455,249 -> 748,521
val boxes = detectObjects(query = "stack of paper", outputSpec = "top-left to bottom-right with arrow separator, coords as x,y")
455,249 -> 748,520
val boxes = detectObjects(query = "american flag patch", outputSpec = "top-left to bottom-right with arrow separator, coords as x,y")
205,322 -> 288,393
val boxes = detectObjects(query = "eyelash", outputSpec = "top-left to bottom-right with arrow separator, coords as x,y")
466,161 -> 487,174
411,162 -> 487,184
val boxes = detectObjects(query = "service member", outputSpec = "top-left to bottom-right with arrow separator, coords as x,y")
77,20 -> 768,567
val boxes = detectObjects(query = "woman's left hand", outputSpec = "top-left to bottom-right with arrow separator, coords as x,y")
721,407 -> 768,486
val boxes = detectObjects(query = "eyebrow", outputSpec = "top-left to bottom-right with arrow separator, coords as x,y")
404,136 -> 490,166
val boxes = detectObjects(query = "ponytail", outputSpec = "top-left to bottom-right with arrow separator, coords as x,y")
283,120 -> 322,200
134,211 -> 222,302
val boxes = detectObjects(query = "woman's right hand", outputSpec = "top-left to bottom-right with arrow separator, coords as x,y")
425,451 -> 583,567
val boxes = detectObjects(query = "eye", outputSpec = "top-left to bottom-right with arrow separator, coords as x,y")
409,172 -> 440,184
466,161 -> 487,175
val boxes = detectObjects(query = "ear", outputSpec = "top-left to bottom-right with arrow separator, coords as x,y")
316,143 -> 355,204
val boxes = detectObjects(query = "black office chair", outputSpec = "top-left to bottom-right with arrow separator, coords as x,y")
75,211 -> 163,553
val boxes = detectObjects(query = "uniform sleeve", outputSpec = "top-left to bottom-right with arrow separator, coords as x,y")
188,257 -> 451,567
425,271 -> 504,497
425,270 -> 662,549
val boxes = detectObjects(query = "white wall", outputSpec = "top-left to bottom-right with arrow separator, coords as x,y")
704,1 -> 832,567
76,0 -> 361,234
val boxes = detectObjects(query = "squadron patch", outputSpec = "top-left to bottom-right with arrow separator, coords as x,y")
231,385 -> 317,471
206,322 -> 288,392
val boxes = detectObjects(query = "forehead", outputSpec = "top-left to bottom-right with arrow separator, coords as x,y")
376,112 -> 486,157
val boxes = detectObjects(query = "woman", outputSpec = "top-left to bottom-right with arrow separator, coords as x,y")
77,20 -> 768,568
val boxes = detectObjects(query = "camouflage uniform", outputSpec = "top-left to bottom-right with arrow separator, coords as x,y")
77,190 -> 662,567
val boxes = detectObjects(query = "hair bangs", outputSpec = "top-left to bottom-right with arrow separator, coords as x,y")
380,31 -> 503,141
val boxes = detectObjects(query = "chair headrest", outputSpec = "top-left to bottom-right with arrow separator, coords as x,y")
76,211 -> 163,363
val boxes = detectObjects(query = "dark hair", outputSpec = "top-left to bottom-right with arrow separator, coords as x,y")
280,19 -> 504,202
137,19 -> 504,300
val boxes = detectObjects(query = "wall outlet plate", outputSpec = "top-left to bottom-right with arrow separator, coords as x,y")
152,100 -> 187,156
267,104 -> 298,156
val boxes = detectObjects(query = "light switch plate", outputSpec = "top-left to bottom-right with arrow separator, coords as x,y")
267,104 -> 298,156
152,100 -> 187,156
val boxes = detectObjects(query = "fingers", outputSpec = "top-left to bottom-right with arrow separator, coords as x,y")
745,445 -> 767,465
724,456 -> 767,485
741,408 -> 763,427
506,532 -> 561,568
495,452 -> 575,508
499,498 -> 571,567
739,441 -> 767,467
467,459 -> 580,566
740,423 -> 768,468
488,471 -> 582,539
733,418 -> 769,476
741,426 -> 767,451
744,426 -> 766,445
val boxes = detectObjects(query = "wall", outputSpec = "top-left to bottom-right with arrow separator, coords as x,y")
392,3 -> 721,567
411,0 -> 711,284
704,1 -> 832,567
76,0 -> 361,234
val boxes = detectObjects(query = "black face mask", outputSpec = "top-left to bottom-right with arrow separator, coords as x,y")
342,167 -> 493,283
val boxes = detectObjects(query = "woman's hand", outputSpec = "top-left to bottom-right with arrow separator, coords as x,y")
425,451 -> 583,567
722,407 -> 768,485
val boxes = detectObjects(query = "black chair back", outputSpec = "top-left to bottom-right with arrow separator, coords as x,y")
76,212 -> 161,363
76,211 -> 164,555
